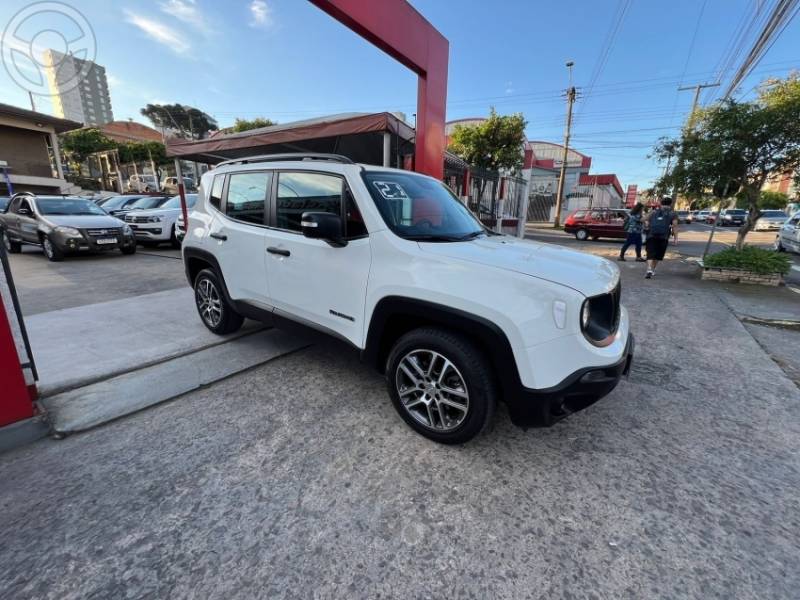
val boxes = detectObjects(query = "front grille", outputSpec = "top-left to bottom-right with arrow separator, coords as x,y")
131,216 -> 153,223
85,228 -> 121,237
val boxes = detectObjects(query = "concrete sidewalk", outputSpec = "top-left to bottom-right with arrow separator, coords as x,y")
26,288 -> 311,434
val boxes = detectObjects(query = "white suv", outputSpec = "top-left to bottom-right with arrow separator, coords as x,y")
182,154 -> 634,443
125,194 -> 197,248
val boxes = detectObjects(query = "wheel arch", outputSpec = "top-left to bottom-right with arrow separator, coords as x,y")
182,247 -> 236,306
363,296 -> 523,399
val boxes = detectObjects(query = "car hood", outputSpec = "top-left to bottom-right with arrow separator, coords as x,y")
44,214 -> 125,228
418,235 -> 619,297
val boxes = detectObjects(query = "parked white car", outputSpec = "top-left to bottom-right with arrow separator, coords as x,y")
755,210 -> 789,231
126,174 -> 159,193
162,176 -> 196,195
125,193 -> 197,248
181,154 -> 634,444
775,213 -> 800,253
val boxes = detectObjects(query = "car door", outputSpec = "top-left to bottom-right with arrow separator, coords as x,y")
263,170 -> 371,347
609,210 -> 627,238
588,210 -> 609,238
15,198 -> 39,243
207,171 -> 272,307
2,196 -> 21,240
785,216 -> 800,252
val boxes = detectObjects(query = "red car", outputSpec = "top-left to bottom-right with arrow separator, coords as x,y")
564,208 -> 629,241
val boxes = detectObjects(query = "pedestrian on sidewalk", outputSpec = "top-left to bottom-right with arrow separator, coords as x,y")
644,196 -> 678,279
618,202 -> 646,262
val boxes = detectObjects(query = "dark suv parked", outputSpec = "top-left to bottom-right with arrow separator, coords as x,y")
0,193 -> 137,261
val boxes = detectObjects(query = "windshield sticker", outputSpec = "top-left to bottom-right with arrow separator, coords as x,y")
372,181 -> 410,201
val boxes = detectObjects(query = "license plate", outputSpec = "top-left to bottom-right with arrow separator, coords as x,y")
96,238 -> 117,245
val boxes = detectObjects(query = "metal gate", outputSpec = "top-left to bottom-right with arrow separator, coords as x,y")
527,193 -> 556,222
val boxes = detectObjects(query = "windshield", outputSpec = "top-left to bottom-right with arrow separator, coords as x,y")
160,194 -> 198,209
35,197 -> 108,216
762,210 -> 787,218
129,196 -> 169,210
362,171 -> 485,241
100,196 -> 142,210
726,210 -> 746,215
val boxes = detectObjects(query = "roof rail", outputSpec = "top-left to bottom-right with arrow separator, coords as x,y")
215,153 -> 354,168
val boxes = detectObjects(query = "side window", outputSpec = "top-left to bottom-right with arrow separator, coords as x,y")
225,171 -> 270,225
18,199 -> 32,214
276,172 -> 342,232
344,187 -> 367,238
7,198 -> 21,213
209,174 -> 224,210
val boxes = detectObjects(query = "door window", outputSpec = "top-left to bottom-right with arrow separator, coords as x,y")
209,175 -> 225,210
225,171 -> 270,225
276,172 -> 343,233
18,199 -> 33,214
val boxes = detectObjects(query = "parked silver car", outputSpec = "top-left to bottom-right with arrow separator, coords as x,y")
0,193 -> 137,261
754,210 -> 789,231
775,213 -> 800,254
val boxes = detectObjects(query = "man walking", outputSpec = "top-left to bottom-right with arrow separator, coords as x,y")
644,197 -> 678,279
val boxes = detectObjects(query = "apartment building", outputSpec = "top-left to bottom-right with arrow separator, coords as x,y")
44,50 -> 114,126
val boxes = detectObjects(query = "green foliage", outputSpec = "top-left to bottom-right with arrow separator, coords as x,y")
447,108 -> 527,171
117,141 -> 169,165
60,128 -> 115,162
140,103 -> 218,139
653,74 -> 800,249
231,117 -> 276,132
704,246 -> 791,275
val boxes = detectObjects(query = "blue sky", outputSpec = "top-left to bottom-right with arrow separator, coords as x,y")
1,0 -> 798,189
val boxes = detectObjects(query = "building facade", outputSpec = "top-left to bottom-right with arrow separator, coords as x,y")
44,50 -> 113,126
0,103 -> 81,195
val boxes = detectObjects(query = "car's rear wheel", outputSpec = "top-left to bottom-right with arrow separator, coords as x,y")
194,268 -> 244,335
575,228 -> 589,241
3,234 -> 21,254
42,235 -> 63,262
386,327 -> 496,444
120,244 -> 136,255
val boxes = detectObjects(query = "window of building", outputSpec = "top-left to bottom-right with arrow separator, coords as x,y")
225,171 -> 270,225
276,172 -> 343,233
209,174 -> 224,209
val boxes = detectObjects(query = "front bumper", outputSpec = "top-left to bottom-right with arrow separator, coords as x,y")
755,223 -> 781,231
506,333 -> 634,428
128,223 -> 170,241
54,231 -> 137,253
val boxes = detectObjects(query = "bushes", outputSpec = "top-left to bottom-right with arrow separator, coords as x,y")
704,246 -> 791,275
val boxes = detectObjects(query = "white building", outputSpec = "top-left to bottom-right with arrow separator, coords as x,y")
44,50 -> 113,126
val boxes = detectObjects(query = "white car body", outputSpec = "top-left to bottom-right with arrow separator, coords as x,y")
775,213 -> 800,253
755,211 -> 789,231
125,194 -> 196,245
126,174 -> 159,193
181,156 -> 633,442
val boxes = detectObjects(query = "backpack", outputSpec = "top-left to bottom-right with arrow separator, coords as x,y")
649,208 -> 672,238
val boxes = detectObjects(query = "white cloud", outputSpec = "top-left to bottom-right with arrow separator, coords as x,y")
159,0 -> 211,34
124,10 -> 190,54
249,0 -> 272,28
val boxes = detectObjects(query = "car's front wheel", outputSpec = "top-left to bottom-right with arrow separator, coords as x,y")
3,234 -> 21,254
775,236 -> 785,252
170,225 -> 181,249
194,268 -> 244,335
386,327 -> 496,444
575,228 -> 589,241
42,235 -> 64,262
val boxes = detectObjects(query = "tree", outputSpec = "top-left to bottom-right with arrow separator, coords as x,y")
735,189 -> 790,210
231,117 -> 276,133
447,108 -> 527,172
653,74 -> 800,249
140,103 -> 218,139
60,128 -> 116,164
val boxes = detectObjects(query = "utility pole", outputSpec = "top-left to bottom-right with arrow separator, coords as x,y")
554,61 -> 576,227
670,82 -> 720,206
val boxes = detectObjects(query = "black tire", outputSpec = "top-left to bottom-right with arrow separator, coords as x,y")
193,268 -> 244,335
42,234 -> 64,262
170,225 -> 181,249
575,228 -> 589,241
775,237 -> 785,252
385,327 -> 496,444
3,234 -> 21,254
120,244 -> 137,255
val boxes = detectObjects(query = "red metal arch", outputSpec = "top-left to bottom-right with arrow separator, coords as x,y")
308,0 -> 448,178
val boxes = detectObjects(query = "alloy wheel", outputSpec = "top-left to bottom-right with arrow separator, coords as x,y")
196,277 -> 223,328
43,237 -> 53,258
395,349 -> 470,431
3,235 -> 10,251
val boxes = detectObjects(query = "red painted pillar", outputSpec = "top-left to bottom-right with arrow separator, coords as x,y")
0,293 -> 33,427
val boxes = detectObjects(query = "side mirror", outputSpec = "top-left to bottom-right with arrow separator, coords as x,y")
301,212 -> 346,247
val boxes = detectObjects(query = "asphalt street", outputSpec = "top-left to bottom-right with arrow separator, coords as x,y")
1,241 -> 799,599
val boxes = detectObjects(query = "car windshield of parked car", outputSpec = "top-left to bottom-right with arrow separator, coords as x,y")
35,198 -> 108,216
726,209 -> 746,215
762,210 -> 788,218
160,194 -> 198,209
100,195 -> 142,210
362,172 -> 485,241
129,196 -> 169,210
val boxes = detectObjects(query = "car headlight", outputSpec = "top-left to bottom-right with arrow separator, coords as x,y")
147,215 -> 164,223
54,226 -> 82,237
581,301 -> 591,329
724,215 -> 732,220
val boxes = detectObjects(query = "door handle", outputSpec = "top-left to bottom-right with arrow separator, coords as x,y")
267,246 -> 290,257
209,232 -> 227,241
